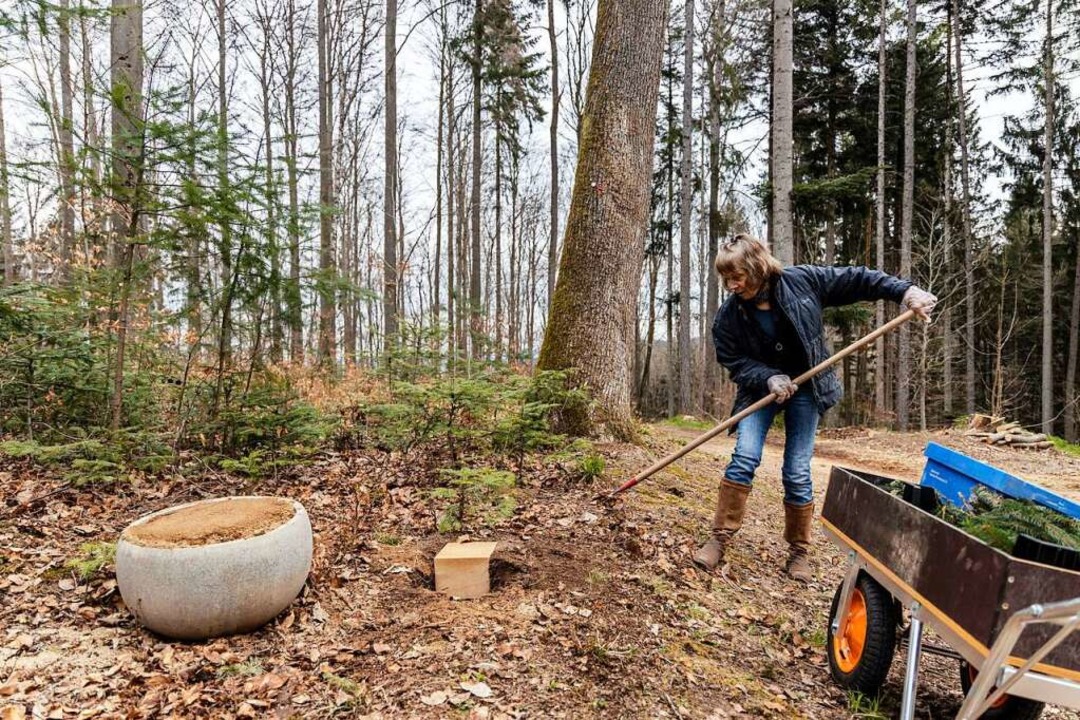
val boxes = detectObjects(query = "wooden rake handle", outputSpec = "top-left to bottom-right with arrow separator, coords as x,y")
607,309 -> 917,497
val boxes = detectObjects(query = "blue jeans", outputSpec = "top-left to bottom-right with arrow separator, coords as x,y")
723,387 -> 820,506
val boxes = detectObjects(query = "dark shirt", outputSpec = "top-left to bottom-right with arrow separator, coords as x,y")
748,302 -> 808,378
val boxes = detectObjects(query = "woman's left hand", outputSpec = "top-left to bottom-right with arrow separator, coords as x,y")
902,286 -> 937,321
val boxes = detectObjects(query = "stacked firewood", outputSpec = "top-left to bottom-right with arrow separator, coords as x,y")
965,415 -> 1052,449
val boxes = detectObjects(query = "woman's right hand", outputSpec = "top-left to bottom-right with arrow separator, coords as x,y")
767,374 -> 798,403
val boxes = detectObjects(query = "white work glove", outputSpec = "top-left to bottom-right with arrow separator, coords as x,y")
767,374 -> 798,403
901,286 -> 937,322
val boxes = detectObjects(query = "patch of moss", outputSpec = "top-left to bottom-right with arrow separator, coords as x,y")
65,542 -> 116,581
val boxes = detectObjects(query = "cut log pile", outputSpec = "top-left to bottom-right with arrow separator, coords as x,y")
965,414 -> 1052,449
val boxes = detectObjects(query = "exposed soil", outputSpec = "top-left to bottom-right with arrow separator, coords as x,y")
121,497 -> 297,549
1,427 -> 1078,719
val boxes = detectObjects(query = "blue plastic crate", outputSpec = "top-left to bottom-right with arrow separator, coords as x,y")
921,442 -> 1080,520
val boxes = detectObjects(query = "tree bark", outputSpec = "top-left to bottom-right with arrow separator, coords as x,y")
1066,228 -> 1080,441
770,0 -> 794,266
108,0 -> 143,432
58,0 -> 76,278
216,0 -> 233,374
470,0 -> 484,358
703,0 -> 724,417
874,0 -> 887,421
547,0 -> 560,314
678,0 -> 694,415
283,0 -> 304,363
317,0 -> 336,366
1040,0 -> 1054,434
897,0 -> 916,430
383,0 -> 399,350
537,0 -> 669,438
951,0 -> 975,416
0,78 -> 14,285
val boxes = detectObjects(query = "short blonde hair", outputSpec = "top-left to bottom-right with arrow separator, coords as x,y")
714,233 -> 784,288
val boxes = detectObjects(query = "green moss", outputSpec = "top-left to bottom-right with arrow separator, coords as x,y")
217,661 -> 264,678
65,542 -> 116,581
1050,436 -> 1080,457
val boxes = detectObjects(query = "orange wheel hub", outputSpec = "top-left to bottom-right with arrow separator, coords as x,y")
834,589 -> 868,673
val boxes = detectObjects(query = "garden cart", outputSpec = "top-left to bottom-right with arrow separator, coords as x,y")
822,446 -> 1080,720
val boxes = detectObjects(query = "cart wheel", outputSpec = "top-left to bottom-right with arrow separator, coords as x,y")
826,573 -> 898,694
958,660 -> 1044,720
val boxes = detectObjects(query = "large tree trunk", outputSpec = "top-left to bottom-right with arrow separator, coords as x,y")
537,0 -> 669,438
770,0 -> 794,266
678,0 -> 695,415
897,0 -> 916,430
1040,0 -> 1054,434
547,0 -> 559,314
0,78 -> 13,285
873,0 -> 887,421
383,0 -> 398,350
108,0 -> 143,432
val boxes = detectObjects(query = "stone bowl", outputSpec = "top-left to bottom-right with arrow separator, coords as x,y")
116,496 -> 312,640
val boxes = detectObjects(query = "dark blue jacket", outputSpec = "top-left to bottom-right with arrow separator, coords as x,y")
712,265 -> 912,416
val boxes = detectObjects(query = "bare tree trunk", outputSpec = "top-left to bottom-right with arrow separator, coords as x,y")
942,10 -> 954,416
216,0 -> 233,375
874,0 -> 887,421
703,0 -> 724,417
770,0 -> 793,266
318,0 -> 336,365
283,0 -> 304,364
434,32 -> 445,338
1040,0 -> 1054,434
1066,229 -> 1080,441
447,71 -> 457,359
951,0 -> 975,416
678,0 -> 695,415
258,4 -> 282,363
896,0 -> 916,430
638,254 -> 660,407
537,0 -> 669,438
547,0 -> 559,312
470,0 -> 483,358
108,0 -> 143,432
58,0 -> 76,278
383,0 -> 398,350
494,129 -> 503,361
0,78 -> 13,285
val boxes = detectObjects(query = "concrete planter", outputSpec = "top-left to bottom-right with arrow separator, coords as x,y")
116,497 -> 312,640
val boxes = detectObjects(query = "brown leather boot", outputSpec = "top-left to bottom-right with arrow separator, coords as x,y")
783,501 -> 814,583
693,479 -> 751,570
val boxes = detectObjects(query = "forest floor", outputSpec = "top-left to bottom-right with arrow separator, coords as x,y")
2,425 -> 1080,719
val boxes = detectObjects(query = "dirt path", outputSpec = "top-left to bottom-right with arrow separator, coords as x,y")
1,428 -> 1078,719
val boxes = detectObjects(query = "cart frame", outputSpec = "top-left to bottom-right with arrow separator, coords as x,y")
824,523 -> 1080,720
